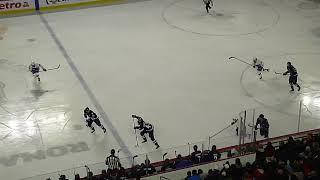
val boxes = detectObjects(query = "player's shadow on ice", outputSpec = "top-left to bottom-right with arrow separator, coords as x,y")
192,12 -> 236,21
30,82 -> 55,99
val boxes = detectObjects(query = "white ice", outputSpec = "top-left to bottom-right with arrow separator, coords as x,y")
1,0 -> 320,179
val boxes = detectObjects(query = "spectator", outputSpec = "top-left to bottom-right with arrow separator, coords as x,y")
264,142 -> 275,162
242,162 -> 254,180
286,136 -> 298,161
74,174 -> 81,180
197,169 -> 205,179
188,169 -> 200,180
230,162 -> 243,180
190,145 -> 202,164
98,169 -> 109,180
290,158 -> 304,180
208,145 -> 221,161
59,175 -> 68,180
276,167 -> 289,180
305,134 -> 314,147
117,166 -> 126,180
86,171 -> 96,180
128,164 -> 141,179
256,145 -> 266,163
205,168 -> 220,180
205,169 -> 214,180
235,158 -> 243,168
220,162 -> 231,178
229,158 -> 244,180
185,171 -> 191,180
311,141 -> 320,155
253,163 -> 266,180
300,146 -> 312,159
276,141 -> 288,162
243,171 -> 254,180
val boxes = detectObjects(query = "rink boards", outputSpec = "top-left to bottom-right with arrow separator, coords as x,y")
0,0 -> 123,15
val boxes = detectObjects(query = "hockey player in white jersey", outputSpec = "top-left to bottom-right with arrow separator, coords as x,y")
29,61 -> 47,82
252,57 -> 269,79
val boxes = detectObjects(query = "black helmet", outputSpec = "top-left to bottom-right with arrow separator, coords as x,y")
111,149 -> 115,155
138,118 -> 144,124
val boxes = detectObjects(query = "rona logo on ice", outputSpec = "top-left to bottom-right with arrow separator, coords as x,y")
0,142 -> 90,167
46,0 -> 69,5
0,0 -> 30,10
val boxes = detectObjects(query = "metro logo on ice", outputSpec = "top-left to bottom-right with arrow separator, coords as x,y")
0,0 -> 31,10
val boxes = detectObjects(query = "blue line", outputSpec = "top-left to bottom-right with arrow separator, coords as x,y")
39,14 -> 132,158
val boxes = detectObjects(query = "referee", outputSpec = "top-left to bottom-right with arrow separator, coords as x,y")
105,149 -> 121,171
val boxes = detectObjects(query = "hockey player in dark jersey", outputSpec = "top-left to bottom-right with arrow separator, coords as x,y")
283,62 -> 301,91
255,114 -> 269,138
84,107 -> 106,133
132,115 -> 160,149
203,0 -> 213,13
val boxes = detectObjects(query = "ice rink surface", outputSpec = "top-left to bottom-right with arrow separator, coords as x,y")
1,0 -> 320,179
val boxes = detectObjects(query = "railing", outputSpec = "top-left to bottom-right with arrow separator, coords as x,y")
22,99 -> 320,179
22,127 -> 320,180
237,99 -> 320,144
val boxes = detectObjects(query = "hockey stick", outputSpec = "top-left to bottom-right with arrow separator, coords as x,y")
84,165 -> 91,175
274,71 -> 282,75
248,123 -> 260,130
163,153 -> 168,160
47,64 -> 60,71
132,117 -> 139,147
132,155 -> 138,166
228,57 -> 253,66
41,64 -> 60,72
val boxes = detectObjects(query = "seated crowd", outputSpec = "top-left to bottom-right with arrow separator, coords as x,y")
51,133 -> 320,180
184,134 -> 320,180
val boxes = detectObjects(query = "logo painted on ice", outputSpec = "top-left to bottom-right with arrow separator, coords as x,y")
46,0 -> 68,5
0,142 -> 90,167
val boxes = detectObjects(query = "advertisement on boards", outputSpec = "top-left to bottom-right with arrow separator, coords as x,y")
0,0 -> 34,12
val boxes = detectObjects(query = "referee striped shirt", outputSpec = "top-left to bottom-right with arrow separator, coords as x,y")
105,155 -> 121,170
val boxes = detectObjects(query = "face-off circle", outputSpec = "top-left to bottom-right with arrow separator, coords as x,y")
240,53 -> 320,120
162,0 -> 280,36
